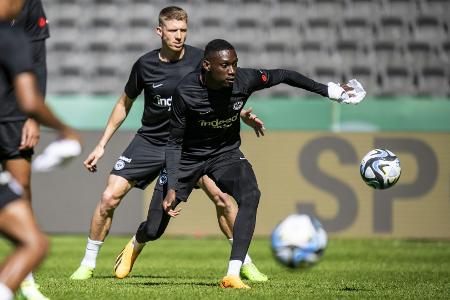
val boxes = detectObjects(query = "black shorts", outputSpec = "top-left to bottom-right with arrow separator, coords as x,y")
110,134 -> 165,189
174,149 -> 254,202
0,172 -> 23,210
0,121 -> 34,162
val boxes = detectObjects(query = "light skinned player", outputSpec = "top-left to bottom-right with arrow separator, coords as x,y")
70,6 -> 267,282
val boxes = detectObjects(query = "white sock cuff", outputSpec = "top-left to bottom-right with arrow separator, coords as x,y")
228,238 -> 233,245
0,282 -> 13,300
227,260 -> 243,276
24,272 -> 35,283
243,254 -> 252,265
87,238 -> 104,246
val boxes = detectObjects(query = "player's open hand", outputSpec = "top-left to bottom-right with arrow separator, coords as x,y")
83,145 -> 105,172
19,118 -> 40,150
240,107 -> 265,137
163,189 -> 181,217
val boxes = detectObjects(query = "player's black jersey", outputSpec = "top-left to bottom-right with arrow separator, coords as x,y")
2,0 -> 49,122
165,67 -> 328,188
124,45 -> 203,144
11,0 -> 50,42
0,23 -> 33,123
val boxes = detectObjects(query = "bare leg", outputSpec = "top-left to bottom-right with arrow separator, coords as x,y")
0,199 -> 49,292
89,175 -> 134,241
3,158 -> 32,201
198,175 -> 237,239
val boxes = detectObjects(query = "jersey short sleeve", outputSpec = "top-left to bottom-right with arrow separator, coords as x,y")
0,26 -> 33,79
13,0 -> 50,42
124,59 -> 144,99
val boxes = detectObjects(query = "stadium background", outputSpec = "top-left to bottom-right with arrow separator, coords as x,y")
33,0 -> 449,238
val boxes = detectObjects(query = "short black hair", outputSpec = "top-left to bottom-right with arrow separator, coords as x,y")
204,39 -> 235,58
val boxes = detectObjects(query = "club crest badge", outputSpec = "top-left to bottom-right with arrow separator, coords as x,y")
233,101 -> 243,110
159,169 -> 168,185
114,160 -> 125,171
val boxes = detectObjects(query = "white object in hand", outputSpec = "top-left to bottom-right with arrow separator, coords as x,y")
327,79 -> 366,104
343,79 -> 366,104
32,139 -> 82,172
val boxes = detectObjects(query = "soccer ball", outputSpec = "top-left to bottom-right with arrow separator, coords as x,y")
271,214 -> 327,268
360,149 -> 401,189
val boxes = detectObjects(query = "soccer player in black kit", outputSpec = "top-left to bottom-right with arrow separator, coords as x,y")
1,0 -> 51,298
0,1 -> 80,298
71,6 -> 267,282
159,39 -> 364,289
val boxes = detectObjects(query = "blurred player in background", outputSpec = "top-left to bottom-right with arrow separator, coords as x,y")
0,1 -> 81,299
70,6 -> 267,282
159,39 -> 364,289
1,0 -> 51,299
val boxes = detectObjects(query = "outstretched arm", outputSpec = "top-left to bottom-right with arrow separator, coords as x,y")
249,69 -> 365,104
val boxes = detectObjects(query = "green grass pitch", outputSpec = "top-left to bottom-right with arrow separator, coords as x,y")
1,236 -> 449,299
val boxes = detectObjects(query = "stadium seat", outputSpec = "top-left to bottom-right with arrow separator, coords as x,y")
314,66 -> 341,85
340,17 -> 374,46
416,66 -> 449,97
266,17 -> 299,49
295,41 -> 336,71
372,41 -> 408,71
418,0 -> 450,23
376,16 -> 410,44
270,0 -> 309,23
344,0 -> 381,22
228,18 -> 264,48
334,40 -> 370,70
442,41 -> 450,64
304,17 -> 336,46
412,15 -> 446,43
232,0 -> 271,23
380,66 -> 415,96
382,0 -> 418,23
309,0 -> 346,22
407,41 -> 442,71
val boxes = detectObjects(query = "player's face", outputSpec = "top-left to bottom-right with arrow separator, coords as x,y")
205,50 -> 238,88
157,19 -> 187,53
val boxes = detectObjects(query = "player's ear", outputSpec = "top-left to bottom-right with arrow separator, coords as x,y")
202,59 -> 211,72
156,26 -> 163,38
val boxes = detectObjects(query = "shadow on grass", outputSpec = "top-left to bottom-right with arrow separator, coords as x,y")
126,281 -> 217,287
339,286 -> 371,292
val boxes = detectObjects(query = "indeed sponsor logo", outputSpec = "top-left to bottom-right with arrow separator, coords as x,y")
198,113 -> 239,129
154,95 -> 172,107
119,156 -> 132,163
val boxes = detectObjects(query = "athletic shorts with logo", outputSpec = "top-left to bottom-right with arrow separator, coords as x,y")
172,149 -> 255,202
110,133 -> 165,190
0,121 -> 34,161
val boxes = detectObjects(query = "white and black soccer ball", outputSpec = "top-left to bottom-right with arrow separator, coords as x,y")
360,149 -> 401,189
271,214 -> 327,268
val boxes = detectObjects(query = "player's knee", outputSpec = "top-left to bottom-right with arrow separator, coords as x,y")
143,226 -> 164,241
23,231 -> 49,259
100,190 -> 120,213
241,189 -> 261,209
